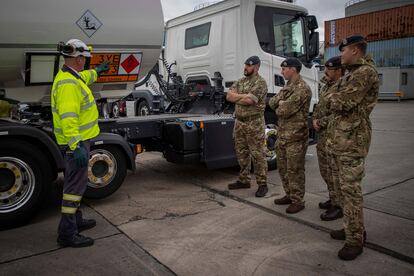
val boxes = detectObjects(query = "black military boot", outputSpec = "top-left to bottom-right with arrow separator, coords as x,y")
320,207 -> 343,221
274,195 -> 292,205
338,244 -> 363,260
330,229 -> 367,243
57,234 -> 94,248
318,199 -> 332,210
78,218 -> 97,232
286,203 -> 305,214
255,185 -> 268,197
228,181 -> 250,190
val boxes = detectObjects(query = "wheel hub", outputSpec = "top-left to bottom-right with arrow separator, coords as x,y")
140,106 -> 149,116
0,158 -> 35,213
88,150 -> 117,188
265,128 -> 277,160
0,167 -> 15,192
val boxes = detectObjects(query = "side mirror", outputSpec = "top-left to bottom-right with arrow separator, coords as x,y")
0,89 -> 5,99
308,31 -> 319,61
306,15 -> 318,30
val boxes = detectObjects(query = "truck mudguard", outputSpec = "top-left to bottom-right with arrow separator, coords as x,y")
0,122 -> 64,170
90,132 -> 136,171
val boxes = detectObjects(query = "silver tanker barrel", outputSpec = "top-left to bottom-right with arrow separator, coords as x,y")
0,0 -> 164,103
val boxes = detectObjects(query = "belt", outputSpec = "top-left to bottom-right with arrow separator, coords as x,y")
236,114 -> 263,123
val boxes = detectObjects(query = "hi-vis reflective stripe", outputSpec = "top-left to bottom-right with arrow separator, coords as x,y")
80,100 -> 96,111
88,70 -> 95,85
61,206 -> 77,214
54,128 -> 63,134
79,120 -> 98,131
63,193 -> 82,202
60,112 -> 79,120
68,136 -> 81,148
56,79 -> 78,87
52,107 -> 58,113
79,88 -> 90,105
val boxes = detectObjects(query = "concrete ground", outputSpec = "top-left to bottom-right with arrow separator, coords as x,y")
1,101 -> 414,275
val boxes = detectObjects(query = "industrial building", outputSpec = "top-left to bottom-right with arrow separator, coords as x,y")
325,0 -> 414,99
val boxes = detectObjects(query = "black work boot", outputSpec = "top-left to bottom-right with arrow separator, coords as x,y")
255,185 -> 268,197
318,199 -> 332,210
330,229 -> 345,240
78,218 -> 97,232
338,244 -> 363,260
57,234 -> 94,248
286,203 -> 305,214
228,181 -> 251,190
330,229 -> 367,243
320,207 -> 343,221
274,195 -> 292,205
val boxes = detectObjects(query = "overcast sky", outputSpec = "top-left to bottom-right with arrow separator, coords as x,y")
160,0 -> 348,41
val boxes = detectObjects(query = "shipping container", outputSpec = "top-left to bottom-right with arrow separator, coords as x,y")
325,37 -> 414,67
325,4 -> 414,47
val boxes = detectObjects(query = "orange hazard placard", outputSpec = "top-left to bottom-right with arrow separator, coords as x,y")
88,52 -> 142,83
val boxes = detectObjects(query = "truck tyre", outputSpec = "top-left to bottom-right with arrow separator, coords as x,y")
137,100 -> 150,116
0,140 -> 51,227
84,145 -> 127,199
265,125 -> 277,171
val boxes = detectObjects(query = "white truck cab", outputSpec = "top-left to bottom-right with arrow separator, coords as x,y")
163,0 -> 320,112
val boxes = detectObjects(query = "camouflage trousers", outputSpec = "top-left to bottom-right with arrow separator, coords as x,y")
331,154 -> 365,246
234,117 -> 267,186
276,138 -> 308,204
316,144 -> 340,207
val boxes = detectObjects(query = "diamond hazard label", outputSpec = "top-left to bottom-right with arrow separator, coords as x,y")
119,54 -> 141,74
76,10 -> 102,38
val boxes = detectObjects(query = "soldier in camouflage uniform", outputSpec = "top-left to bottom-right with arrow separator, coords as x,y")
313,56 -> 344,221
270,58 -> 311,214
226,56 -> 269,198
326,36 -> 379,260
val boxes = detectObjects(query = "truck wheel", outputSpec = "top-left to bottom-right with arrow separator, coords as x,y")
84,145 -> 127,199
0,140 -> 50,227
265,125 -> 277,171
137,101 -> 150,116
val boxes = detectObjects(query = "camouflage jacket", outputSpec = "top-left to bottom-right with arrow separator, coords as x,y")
313,76 -> 336,145
269,76 -> 312,142
326,56 -> 379,157
231,73 -> 268,118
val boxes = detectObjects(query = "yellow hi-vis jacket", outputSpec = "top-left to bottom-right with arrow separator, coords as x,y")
51,65 -> 100,150
0,100 -> 11,117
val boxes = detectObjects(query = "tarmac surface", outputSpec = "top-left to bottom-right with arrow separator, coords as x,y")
1,101 -> 414,275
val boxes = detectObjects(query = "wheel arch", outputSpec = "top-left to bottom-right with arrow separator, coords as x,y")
90,133 -> 135,171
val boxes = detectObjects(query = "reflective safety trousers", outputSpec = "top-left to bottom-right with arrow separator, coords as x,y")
51,68 -> 100,150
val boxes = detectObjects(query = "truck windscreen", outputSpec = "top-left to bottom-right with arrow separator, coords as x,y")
254,6 -> 306,59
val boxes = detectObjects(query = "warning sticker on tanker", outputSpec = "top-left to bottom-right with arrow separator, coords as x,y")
88,52 -> 142,83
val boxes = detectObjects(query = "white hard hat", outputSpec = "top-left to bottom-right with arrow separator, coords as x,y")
62,39 -> 92,57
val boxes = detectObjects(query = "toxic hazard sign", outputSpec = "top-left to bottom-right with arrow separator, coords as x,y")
89,52 -> 142,83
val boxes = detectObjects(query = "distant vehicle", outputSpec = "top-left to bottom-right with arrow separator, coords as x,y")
109,91 -> 164,118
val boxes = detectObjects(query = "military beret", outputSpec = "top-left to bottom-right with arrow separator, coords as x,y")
280,57 -> 302,70
244,55 -> 261,65
339,35 -> 366,51
325,56 -> 342,68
